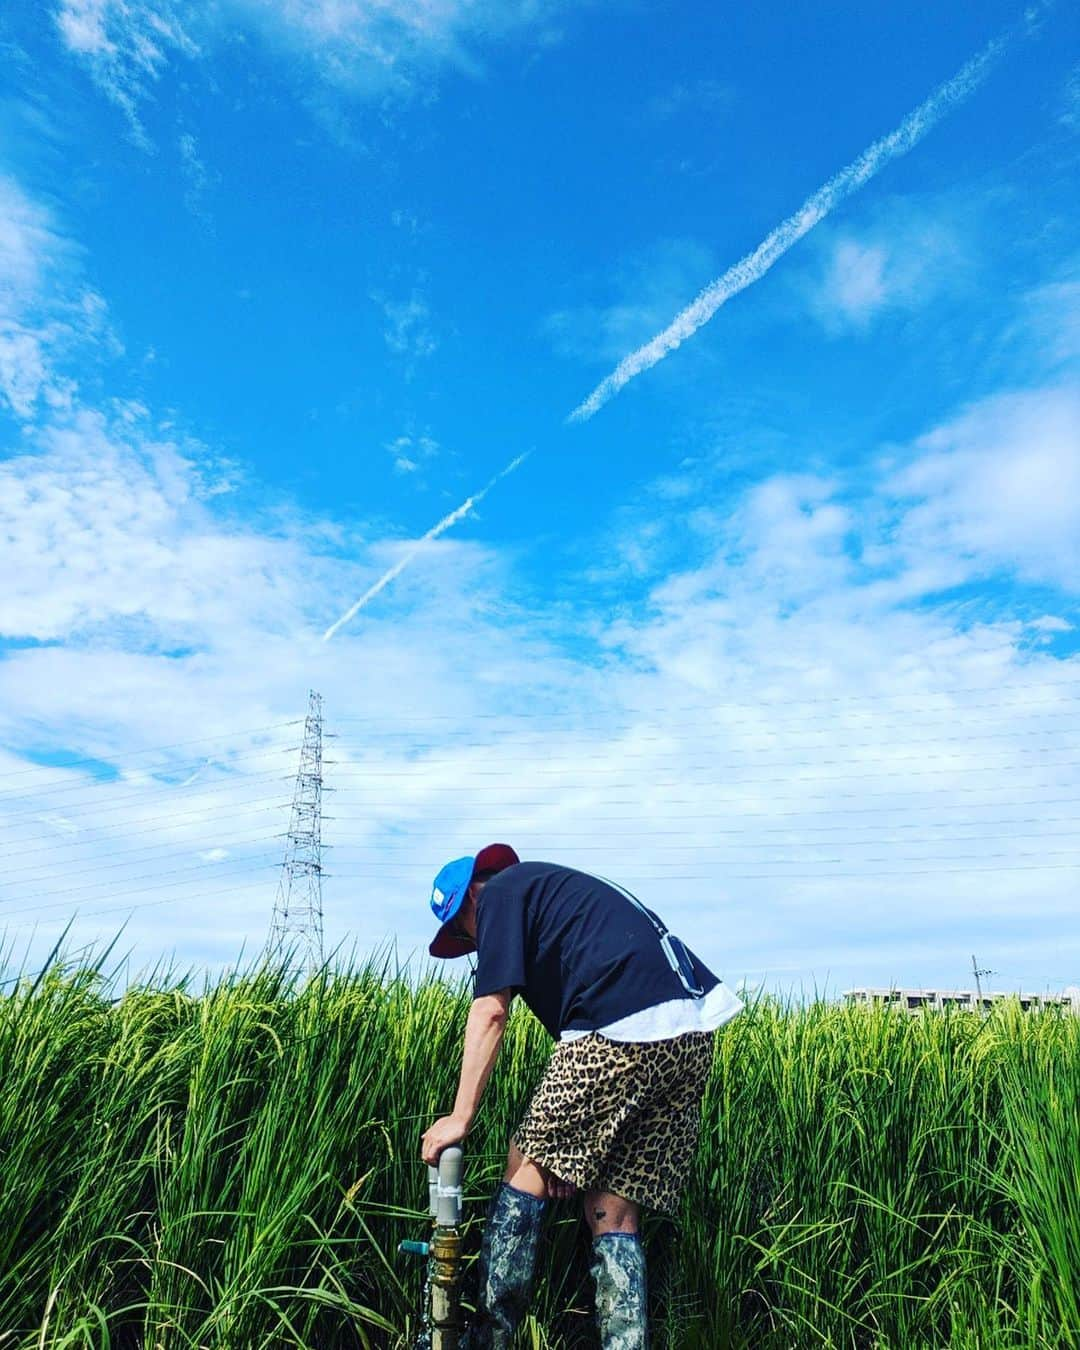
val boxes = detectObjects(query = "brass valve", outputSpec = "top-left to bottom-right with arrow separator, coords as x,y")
431,1226 -> 464,1279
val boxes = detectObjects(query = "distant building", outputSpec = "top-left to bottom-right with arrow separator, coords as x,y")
844,987 -> 1079,1013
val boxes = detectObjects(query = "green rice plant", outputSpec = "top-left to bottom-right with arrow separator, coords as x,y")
0,948 -> 1076,1348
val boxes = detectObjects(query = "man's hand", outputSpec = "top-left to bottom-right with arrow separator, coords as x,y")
421,1113 -> 470,1166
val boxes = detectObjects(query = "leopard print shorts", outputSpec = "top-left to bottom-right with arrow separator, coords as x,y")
512,1031 -> 715,1215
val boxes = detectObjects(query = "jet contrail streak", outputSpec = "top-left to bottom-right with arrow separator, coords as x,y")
567,30 -> 1009,423
322,452 -> 530,640
322,13 -> 1039,626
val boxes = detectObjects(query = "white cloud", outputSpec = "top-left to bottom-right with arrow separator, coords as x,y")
0,409 -> 334,644
889,386 -> 1080,592
372,288 -> 438,364
819,238 -> 889,326
53,0 -> 572,125
0,177 -> 59,302
229,0 -> 572,94
808,200 -> 970,334
644,78 -> 731,124
390,208 -> 424,236
1062,63 -> 1080,131
385,430 -> 440,475
177,130 -> 214,222
53,0 -> 197,145
0,176 -> 66,418
1022,268 -> 1080,366
0,329 -> 51,421
0,175 -> 114,421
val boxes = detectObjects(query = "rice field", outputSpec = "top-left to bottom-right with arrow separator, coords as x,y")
1,955 -> 1078,1349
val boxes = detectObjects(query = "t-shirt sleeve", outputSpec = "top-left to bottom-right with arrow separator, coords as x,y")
473,884 -> 528,998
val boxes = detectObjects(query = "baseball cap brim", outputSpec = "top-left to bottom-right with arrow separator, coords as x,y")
429,921 -> 478,959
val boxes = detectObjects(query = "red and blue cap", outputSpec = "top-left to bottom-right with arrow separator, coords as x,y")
429,843 -> 519,959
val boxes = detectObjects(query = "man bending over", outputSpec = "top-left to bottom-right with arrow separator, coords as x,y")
421,844 -> 743,1348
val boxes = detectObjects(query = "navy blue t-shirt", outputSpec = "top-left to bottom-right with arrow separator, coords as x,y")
472,862 -> 719,1039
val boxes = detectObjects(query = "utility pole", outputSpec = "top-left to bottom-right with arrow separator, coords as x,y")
971,954 -> 994,1011
270,691 -> 325,975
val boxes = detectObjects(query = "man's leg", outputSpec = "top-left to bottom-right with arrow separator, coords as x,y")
584,1190 -> 647,1350
506,1141 -> 576,1201
469,1143 -> 547,1348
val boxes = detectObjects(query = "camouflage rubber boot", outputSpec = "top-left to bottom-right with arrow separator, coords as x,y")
467,1183 -> 546,1349
591,1232 -> 648,1350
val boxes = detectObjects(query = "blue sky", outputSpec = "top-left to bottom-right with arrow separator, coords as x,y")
0,0 -> 1078,995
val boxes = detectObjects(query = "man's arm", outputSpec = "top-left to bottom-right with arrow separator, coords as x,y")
421,989 -> 512,1164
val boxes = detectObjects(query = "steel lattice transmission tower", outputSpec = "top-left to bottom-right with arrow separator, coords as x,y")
270,691 -> 326,972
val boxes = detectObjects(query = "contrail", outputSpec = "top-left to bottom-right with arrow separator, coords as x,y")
567,29 -> 1011,423
322,452 -> 530,640
323,14 -> 1036,622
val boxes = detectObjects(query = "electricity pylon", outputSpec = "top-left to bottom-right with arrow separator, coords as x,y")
270,691 -> 325,974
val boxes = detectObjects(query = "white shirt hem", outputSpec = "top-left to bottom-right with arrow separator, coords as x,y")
559,980 -> 744,1043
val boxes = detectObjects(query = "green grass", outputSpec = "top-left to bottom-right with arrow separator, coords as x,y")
0,952 -> 1077,1349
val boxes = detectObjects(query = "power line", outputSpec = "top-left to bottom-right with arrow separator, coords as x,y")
2,684 -> 1077,795
306,828 -> 1080,854
2,860 -> 1076,935
0,675 -> 1075,792
7,719 -> 1080,809
323,749 -> 1080,778
317,861 -> 1080,880
5,755 -> 1079,836
5,808 -> 1080,892
8,793 -> 1080,872
328,705 -> 1080,743
0,854 -> 281,906
11,845 -> 1080,899
3,716 -> 1078,815
5,800 -> 290,862
4,699 -> 1080,789
327,673 -> 1080,722
0,746 -> 295,806
1,756 -> 1073,834
0,770 -> 293,824
3,837 -> 286,885
6,823 -> 1079,893
319,813 -> 1080,839
3,707 -> 1079,808
371,793 -> 1080,818
327,764 -> 1080,790
2,692 -> 1076,942
0,722 -> 301,787
320,777 -> 1080,806
275,847 -> 1080,872
0,881 -> 277,929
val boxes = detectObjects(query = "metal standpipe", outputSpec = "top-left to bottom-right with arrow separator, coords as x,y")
399,1146 -> 466,1350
